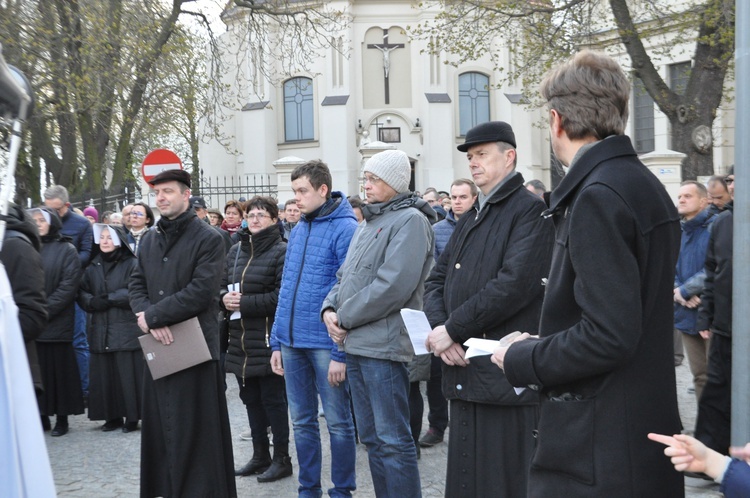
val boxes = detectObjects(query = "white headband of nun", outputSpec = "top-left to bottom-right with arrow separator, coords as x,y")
93,223 -> 122,247
26,207 -> 51,225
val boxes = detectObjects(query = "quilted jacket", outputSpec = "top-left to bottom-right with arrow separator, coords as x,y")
270,192 -> 357,362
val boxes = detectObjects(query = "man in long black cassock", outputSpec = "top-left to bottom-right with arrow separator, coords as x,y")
130,169 -> 236,498
424,121 -> 554,497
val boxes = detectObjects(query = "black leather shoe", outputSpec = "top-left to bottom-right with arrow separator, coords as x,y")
418,429 -> 444,448
235,440 -> 272,476
256,456 -> 293,483
122,421 -> 139,433
102,419 -> 124,432
235,456 -> 271,477
51,424 -> 69,437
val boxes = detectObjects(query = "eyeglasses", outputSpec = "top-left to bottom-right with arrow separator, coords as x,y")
362,174 -> 383,186
246,213 -> 270,220
129,212 -> 146,218
724,176 -> 734,185
47,203 -> 66,214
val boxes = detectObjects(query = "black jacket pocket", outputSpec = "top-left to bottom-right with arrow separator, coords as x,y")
531,397 -> 595,485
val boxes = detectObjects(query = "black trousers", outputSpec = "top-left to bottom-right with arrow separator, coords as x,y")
695,333 -> 732,455
408,381 -> 423,445
237,373 -> 290,446
426,355 -> 448,433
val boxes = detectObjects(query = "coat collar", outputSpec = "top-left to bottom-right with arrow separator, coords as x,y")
243,224 -> 281,253
362,193 -> 437,223
547,135 -> 637,215
681,208 -> 712,231
476,170 -> 525,210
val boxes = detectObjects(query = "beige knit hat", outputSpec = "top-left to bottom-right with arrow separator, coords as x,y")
363,150 -> 411,193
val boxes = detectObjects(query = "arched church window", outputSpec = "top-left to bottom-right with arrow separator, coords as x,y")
284,77 -> 314,142
458,72 -> 490,136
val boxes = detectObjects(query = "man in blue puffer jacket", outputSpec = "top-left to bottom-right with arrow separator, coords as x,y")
270,160 -> 358,498
673,180 -> 715,401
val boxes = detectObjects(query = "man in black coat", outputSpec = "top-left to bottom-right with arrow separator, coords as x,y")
129,169 -> 236,498
424,121 -> 554,497
694,171 -> 734,455
494,51 -> 684,497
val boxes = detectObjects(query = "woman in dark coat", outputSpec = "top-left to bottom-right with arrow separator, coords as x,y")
221,196 -> 291,483
28,207 -> 83,436
78,224 -> 143,433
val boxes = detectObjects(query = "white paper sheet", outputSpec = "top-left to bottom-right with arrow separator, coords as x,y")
463,337 -> 500,359
228,283 -> 241,320
400,308 -> 431,355
463,333 -> 526,395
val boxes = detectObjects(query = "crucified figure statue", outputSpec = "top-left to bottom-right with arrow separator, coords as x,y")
367,29 -> 404,105
373,44 -> 396,78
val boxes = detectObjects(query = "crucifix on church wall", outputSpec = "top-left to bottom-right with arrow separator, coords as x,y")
367,29 -> 404,105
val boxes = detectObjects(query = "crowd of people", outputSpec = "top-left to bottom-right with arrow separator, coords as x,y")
3,49 -> 747,498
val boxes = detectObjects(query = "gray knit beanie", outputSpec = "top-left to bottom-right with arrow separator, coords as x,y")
363,150 -> 411,194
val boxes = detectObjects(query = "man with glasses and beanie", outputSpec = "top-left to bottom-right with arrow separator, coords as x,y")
493,51 -> 683,497
129,169 -> 236,498
323,149 -> 435,497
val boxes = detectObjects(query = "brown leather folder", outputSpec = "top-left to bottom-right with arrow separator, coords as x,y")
138,317 -> 211,380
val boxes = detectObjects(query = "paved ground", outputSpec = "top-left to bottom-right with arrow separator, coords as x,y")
47,361 -> 722,497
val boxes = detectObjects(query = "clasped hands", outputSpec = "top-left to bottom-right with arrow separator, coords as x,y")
425,325 -> 531,369
673,288 -> 701,309
323,309 -> 348,345
425,325 -> 468,366
136,311 -> 173,345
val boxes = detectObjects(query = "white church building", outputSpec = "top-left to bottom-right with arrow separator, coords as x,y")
198,0 -> 734,205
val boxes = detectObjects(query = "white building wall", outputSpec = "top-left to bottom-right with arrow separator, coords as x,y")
199,0 -> 734,203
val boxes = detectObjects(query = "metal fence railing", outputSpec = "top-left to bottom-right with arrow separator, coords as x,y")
69,185 -> 142,217
67,174 -> 278,216
197,174 -> 278,210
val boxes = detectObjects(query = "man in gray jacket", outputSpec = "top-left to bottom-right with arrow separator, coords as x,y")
323,149 -> 435,498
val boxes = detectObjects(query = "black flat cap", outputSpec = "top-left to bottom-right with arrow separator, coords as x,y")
149,169 -> 191,188
457,121 -> 516,152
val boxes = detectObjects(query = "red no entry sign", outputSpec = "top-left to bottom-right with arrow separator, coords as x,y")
141,149 -> 183,183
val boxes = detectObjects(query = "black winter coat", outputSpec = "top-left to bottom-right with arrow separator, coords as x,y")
1,205 -> 47,343
504,136 -> 683,497
1,204 -> 47,391
696,203 -> 733,338
221,226 -> 286,379
424,172 -> 554,405
38,209 -> 82,343
78,243 -> 141,352
129,208 -> 225,359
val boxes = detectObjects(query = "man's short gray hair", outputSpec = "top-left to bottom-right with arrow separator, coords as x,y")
44,185 -> 70,203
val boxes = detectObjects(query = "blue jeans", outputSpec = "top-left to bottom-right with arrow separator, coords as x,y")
73,303 -> 89,395
281,345 -> 357,498
347,355 -> 421,498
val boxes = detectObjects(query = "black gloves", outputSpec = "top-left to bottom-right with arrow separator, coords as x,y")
89,295 -> 110,311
